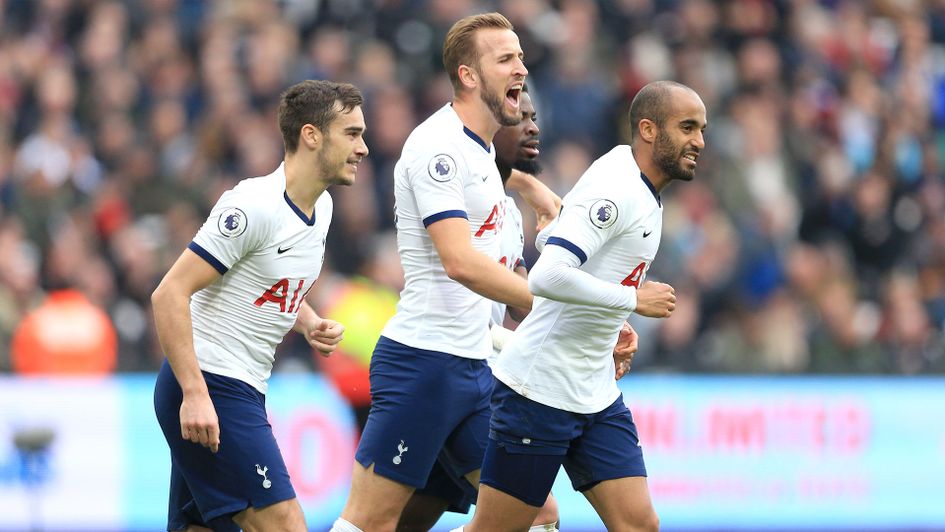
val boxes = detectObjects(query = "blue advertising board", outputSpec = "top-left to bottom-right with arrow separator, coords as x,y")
0,375 -> 942,530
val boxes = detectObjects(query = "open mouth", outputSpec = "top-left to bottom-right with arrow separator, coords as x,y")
682,152 -> 699,167
522,139 -> 540,157
505,85 -> 522,108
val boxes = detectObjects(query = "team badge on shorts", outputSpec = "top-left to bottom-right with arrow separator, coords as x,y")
589,199 -> 618,229
393,440 -> 409,465
218,207 -> 248,237
255,464 -> 272,489
428,154 -> 457,182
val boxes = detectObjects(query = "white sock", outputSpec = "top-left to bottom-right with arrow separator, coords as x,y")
330,518 -> 364,532
529,524 -> 559,532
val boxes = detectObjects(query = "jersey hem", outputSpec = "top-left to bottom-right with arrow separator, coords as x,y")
188,241 -> 228,274
546,237 -> 588,264
422,209 -> 468,227
492,369 -> 621,414
379,332 -> 490,361
198,363 -> 268,394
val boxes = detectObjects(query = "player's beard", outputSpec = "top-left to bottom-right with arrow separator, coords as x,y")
318,139 -> 353,186
653,128 -> 695,182
480,75 -> 520,127
514,156 -> 542,176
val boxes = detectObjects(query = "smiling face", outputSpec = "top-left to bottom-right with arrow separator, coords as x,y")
651,88 -> 707,182
316,104 -> 368,186
493,91 -> 541,175
472,28 -> 528,127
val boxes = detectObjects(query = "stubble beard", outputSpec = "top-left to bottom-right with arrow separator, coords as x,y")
654,129 -> 695,182
480,76 -> 520,127
318,142 -> 353,186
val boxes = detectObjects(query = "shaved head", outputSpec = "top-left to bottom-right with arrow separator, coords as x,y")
628,81 -> 698,144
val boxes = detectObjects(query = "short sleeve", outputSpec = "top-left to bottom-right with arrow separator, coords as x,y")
405,146 -> 470,226
544,191 -> 626,266
190,188 -> 268,274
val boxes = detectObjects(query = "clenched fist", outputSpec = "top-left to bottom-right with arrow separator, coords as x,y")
634,281 -> 676,318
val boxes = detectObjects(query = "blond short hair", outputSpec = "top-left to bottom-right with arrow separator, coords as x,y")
442,12 -> 514,91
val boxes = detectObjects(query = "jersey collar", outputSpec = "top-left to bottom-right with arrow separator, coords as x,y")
463,126 -> 490,153
275,163 -> 317,226
448,103 -> 492,153
283,192 -> 317,226
640,171 -> 661,207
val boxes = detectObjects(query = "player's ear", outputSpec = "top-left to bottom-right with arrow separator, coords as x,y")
300,124 -> 321,150
638,119 -> 657,144
458,64 -> 478,90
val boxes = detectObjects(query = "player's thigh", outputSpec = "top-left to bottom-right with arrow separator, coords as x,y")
435,359 -> 493,493
583,476 -> 658,532
165,461 -> 218,531
233,498 -> 305,532
409,458 -> 477,526
410,364 -> 490,512
479,436 -> 562,509
397,492 -> 450,532
400,421 -> 485,525
343,461 -> 417,531
563,395 -> 647,492
158,366 -> 296,524
357,337 -> 489,488
467,483 -> 541,532
565,396 -> 655,531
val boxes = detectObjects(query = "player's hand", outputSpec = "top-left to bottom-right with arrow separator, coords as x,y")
613,322 -> 638,380
508,169 -> 561,231
306,318 -> 345,356
534,194 -> 562,232
634,281 -> 676,318
180,391 -> 220,453
533,188 -> 562,232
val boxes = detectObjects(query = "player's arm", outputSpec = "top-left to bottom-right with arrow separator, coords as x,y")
506,262 -> 530,322
427,217 -> 533,309
489,262 -> 529,351
529,244 -> 637,310
293,300 -> 345,357
151,249 -> 223,453
506,169 -> 561,231
529,245 -> 676,317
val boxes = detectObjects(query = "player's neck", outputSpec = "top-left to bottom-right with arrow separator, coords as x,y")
452,95 -> 499,146
633,145 -> 670,193
283,156 -> 327,216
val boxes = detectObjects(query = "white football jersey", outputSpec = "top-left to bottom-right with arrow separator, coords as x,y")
491,195 -> 525,326
493,145 -> 663,413
188,163 -> 331,393
381,104 -> 506,360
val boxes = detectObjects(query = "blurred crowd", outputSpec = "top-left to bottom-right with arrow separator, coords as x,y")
1,0 -> 944,375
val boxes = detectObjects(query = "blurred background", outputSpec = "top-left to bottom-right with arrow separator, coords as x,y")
0,0 -> 944,530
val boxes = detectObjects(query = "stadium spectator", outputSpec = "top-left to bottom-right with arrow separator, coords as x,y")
0,0 -> 942,375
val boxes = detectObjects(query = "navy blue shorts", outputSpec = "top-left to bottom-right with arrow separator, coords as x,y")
153,360 -> 295,530
414,458 -> 478,514
355,336 -> 492,501
480,379 -> 647,507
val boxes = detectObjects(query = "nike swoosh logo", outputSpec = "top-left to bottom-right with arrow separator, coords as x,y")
642,230 -> 652,238
277,246 -> 292,254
